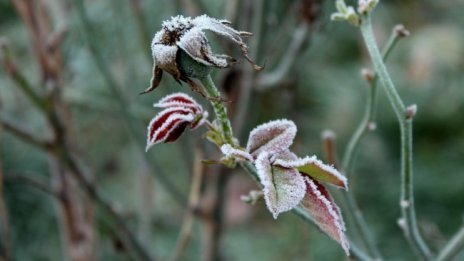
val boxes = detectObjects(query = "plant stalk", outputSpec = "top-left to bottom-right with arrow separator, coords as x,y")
359,13 -> 432,260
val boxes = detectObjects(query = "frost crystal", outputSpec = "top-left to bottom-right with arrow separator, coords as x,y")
246,119 -> 297,157
220,144 -> 253,162
146,93 -> 208,151
142,15 -> 261,94
256,151 -> 306,219
274,155 -> 348,190
301,177 -> 350,256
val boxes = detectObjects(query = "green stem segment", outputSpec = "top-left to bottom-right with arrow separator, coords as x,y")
339,25 -> 403,260
200,75 -> 234,145
437,225 -> 464,261
360,13 -> 433,260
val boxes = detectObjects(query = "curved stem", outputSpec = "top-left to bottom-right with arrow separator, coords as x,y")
339,25 -> 403,260
360,13 -> 433,260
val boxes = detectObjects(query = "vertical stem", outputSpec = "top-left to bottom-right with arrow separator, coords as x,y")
200,75 -> 234,144
0,126 -> 10,261
360,13 -> 433,260
338,26 -> 403,260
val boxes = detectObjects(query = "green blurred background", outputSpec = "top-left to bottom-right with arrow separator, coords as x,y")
1,0 -> 464,260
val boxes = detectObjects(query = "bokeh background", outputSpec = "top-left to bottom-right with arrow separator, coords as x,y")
1,0 -> 464,260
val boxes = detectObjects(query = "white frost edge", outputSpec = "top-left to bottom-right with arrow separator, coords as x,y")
220,144 -> 253,162
256,151 -> 305,219
154,92 -> 203,112
305,177 -> 350,256
246,119 -> 297,155
146,108 -> 194,151
275,155 -> 348,190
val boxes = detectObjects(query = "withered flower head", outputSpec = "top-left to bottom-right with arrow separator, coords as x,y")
141,15 -> 262,94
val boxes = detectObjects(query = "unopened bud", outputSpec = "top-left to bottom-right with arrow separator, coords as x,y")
397,218 -> 407,230
367,122 -> 377,131
406,104 -> 417,119
361,68 -> 375,83
322,129 -> 336,141
358,0 -> 379,14
394,24 -> 410,38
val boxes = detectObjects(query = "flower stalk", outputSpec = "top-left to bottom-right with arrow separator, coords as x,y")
200,75 -> 234,145
359,12 -> 433,260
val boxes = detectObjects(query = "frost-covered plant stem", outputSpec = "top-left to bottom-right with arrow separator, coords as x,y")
340,25 -> 404,260
200,75 -> 234,145
360,13 -> 433,260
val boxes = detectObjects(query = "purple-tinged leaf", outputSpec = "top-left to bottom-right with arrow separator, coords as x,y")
153,92 -> 203,114
274,155 -> 347,190
146,107 -> 194,151
301,177 -> 349,255
255,151 -> 306,219
246,119 -> 297,157
220,144 -> 253,162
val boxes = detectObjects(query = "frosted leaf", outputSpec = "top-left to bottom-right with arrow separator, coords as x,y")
301,177 -> 349,256
193,15 -> 245,46
154,92 -> 203,114
274,155 -> 347,190
220,144 -> 253,162
178,29 -> 229,68
246,119 -> 297,157
255,151 -> 306,219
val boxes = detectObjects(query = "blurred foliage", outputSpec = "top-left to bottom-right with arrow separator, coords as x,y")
1,0 -> 464,260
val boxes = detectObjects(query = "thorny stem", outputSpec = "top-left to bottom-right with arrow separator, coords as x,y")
339,25 -> 403,260
200,75 -> 234,145
436,225 -> 464,261
360,13 -> 433,260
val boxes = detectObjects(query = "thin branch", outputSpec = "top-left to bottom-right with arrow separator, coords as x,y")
0,127 -> 11,261
129,0 -> 152,64
437,225 -> 464,261
0,41 -> 48,112
0,112 -> 53,150
4,173 -> 62,200
360,13 -> 433,260
256,22 -> 310,90
168,146 -> 204,261
233,0 -> 264,137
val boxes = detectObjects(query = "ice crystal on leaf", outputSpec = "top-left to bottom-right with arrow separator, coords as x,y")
218,119 -> 350,254
301,177 -> 350,255
274,155 -> 348,190
142,15 -> 261,94
246,119 -> 297,158
146,93 -> 208,150
255,151 -> 306,219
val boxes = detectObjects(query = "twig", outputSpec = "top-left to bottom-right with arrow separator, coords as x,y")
168,146 -> 204,261
233,0 -> 264,137
129,0 -> 152,64
4,173 -> 62,200
0,126 -> 11,261
256,22 -> 310,90
360,12 -> 433,260
436,225 -> 464,261
0,112 -> 53,150
74,0 -> 186,206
